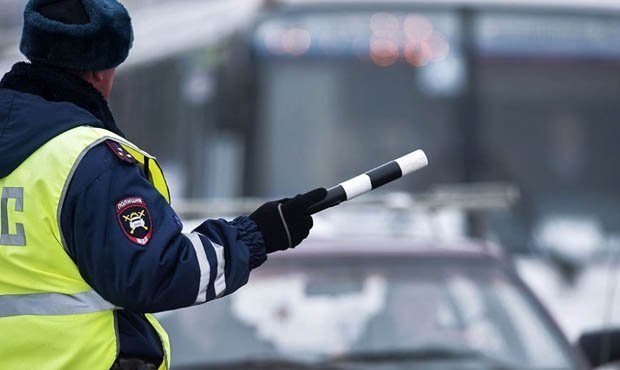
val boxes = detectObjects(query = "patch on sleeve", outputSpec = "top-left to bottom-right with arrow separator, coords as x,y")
105,140 -> 138,165
116,197 -> 153,246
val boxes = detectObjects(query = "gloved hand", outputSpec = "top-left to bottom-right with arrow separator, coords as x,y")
250,188 -> 327,253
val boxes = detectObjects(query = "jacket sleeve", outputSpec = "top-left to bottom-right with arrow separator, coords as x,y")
60,144 -> 267,313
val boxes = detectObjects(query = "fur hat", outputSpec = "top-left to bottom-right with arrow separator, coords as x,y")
20,0 -> 133,71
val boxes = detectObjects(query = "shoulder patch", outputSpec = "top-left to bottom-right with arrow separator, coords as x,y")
116,197 -> 153,246
105,140 -> 138,165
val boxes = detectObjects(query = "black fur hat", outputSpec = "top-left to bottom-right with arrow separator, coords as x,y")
20,0 -> 133,71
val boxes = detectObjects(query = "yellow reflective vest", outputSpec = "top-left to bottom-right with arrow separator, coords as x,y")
0,126 -> 171,370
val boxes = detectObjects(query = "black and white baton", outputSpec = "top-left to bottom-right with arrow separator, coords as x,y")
308,150 -> 428,214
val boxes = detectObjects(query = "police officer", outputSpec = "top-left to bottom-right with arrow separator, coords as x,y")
0,1 -> 326,369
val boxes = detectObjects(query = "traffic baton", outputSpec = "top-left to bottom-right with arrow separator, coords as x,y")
308,149 -> 428,214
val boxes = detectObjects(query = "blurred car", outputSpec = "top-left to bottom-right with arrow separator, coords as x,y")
158,236 -> 592,370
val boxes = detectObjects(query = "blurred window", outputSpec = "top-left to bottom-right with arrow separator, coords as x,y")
250,10 -> 463,196
474,11 -> 620,251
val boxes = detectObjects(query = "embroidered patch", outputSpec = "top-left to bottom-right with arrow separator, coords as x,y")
116,197 -> 152,246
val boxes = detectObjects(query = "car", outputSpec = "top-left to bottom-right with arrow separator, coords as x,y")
157,234 -> 596,370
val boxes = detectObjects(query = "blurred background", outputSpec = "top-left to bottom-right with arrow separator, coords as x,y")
3,0 -> 620,369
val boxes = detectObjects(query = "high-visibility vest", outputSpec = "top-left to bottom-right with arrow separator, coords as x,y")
0,126 -> 171,370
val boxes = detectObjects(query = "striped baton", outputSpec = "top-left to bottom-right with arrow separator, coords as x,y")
308,150 -> 428,214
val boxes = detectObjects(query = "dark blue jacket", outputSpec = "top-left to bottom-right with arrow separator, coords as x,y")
0,63 -> 267,363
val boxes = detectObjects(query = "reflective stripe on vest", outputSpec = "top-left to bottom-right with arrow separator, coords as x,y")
0,290 -> 117,317
0,126 -> 171,370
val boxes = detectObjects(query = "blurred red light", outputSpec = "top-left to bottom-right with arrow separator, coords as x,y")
370,37 -> 399,67
404,40 -> 432,67
404,14 -> 433,43
427,33 -> 450,62
281,28 -> 312,56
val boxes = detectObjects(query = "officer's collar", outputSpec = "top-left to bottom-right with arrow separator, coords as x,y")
0,62 -> 125,137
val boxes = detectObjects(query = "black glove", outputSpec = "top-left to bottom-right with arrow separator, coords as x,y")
250,188 -> 327,253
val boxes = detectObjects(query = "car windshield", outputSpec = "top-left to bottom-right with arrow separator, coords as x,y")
159,256 -> 577,369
